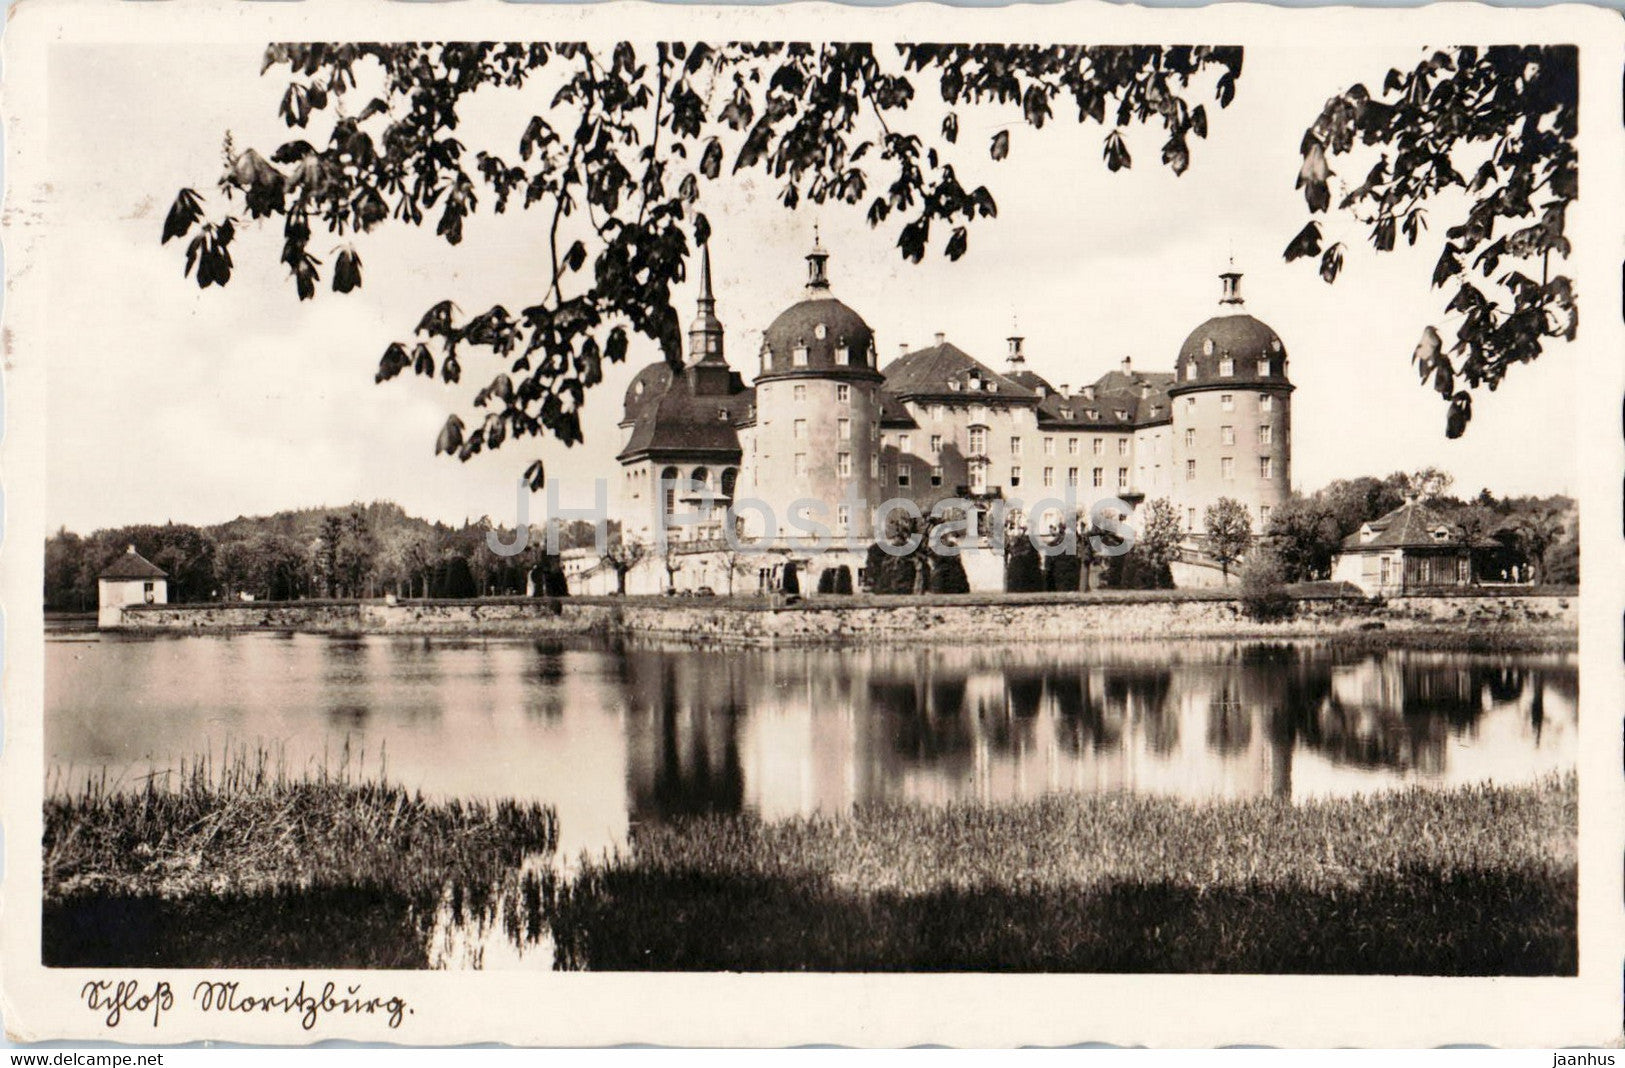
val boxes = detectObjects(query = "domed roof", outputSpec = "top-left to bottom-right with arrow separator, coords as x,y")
1170,272 -> 1291,393
757,236 -> 881,380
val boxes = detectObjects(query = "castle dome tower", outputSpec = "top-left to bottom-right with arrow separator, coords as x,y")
1167,269 -> 1293,536
750,232 -> 883,546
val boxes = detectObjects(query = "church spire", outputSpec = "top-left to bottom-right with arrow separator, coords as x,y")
687,243 -> 725,366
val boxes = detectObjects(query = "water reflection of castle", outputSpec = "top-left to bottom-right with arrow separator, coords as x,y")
615,643 -> 1576,818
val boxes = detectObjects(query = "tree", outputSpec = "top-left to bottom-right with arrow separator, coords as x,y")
165,43 -> 1241,484
1510,508 -> 1564,584
1312,476 -> 1406,539
601,535 -> 648,596
1265,497 -> 1342,582
1203,497 -> 1253,583
1287,46 -> 1576,438
1138,497 -> 1184,574
662,544 -> 684,593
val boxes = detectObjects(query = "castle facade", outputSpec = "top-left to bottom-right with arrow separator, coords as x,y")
609,237 -> 1293,594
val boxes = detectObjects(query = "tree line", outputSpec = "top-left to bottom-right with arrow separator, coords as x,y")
43,501 -> 595,611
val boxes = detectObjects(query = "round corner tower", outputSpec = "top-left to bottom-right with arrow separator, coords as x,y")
1167,269 -> 1293,536
749,235 -> 884,547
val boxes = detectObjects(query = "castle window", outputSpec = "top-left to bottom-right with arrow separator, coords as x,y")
1221,426 -> 1235,446
837,345 -> 852,365
794,419 -> 807,440
1186,460 -> 1196,481
1220,394 -> 1235,412
815,324 -> 827,340
1117,438 -> 1129,457
931,465 -> 943,487
1010,436 -> 1022,456
794,453 -> 808,477
989,382 -> 999,393
1259,394 -> 1274,412
793,345 -> 809,367
837,384 -> 850,403
838,418 -> 851,438
872,422 -> 879,441
1221,457 -> 1235,480
1059,408 -> 1072,420
836,504 -> 849,532
1043,437 -> 1055,456
1092,467 -> 1104,488
930,434 -> 943,454
1043,467 -> 1055,487
1260,456 -> 1274,479
793,384 -> 807,402
871,454 -> 880,478
1184,363 -> 1197,381
948,381 -> 962,392
717,408 -> 729,422
1260,505 -> 1272,526
1184,428 -> 1195,448
1115,409 -> 1128,421
898,463 -> 911,487
900,433 -> 912,453
1219,357 -> 1235,377
1257,357 -> 1270,376
1188,507 -> 1197,527
1085,409 -> 1100,420
1259,424 -> 1273,445
1117,467 -> 1129,490
968,427 -> 986,455
1010,466 -> 1022,487
1202,338 -> 1214,356
1186,397 -> 1196,411
634,380 -> 646,396
1067,467 -> 1079,487
837,452 -> 852,478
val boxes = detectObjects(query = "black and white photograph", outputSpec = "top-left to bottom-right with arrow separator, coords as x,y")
2,0 -> 1620,1048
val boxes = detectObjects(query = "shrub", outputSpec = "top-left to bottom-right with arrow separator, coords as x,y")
833,566 -> 854,594
1004,540 -> 1046,593
1239,554 -> 1295,622
929,554 -> 970,594
781,561 -> 800,596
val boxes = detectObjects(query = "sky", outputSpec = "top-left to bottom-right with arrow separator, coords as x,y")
41,40 -> 1577,533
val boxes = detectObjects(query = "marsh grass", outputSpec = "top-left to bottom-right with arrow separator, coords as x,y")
43,743 -> 556,968
545,775 -> 1576,974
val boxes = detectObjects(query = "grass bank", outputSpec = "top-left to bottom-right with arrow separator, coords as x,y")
43,747 -> 557,968
547,774 -> 1576,975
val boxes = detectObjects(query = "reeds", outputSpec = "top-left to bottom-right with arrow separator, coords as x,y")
545,774 -> 1577,974
43,743 -> 557,968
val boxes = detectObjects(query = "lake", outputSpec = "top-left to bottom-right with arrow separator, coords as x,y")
43,628 -> 1578,970
47,629 -> 1576,865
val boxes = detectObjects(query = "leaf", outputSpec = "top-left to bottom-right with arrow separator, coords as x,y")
605,326 -> 629,364
1190,104 -> 1208,139
442,354 -> 461,384
944,226 -> 968,261
1102,130 -> 1131,172
1431,246 -> 1462,289
1318,243 -> 1344,284
332,248 -> 362,293
161,189 -> 203,244
1296,137 -> 1331,213
1022,85 -> 1051,130
1445,391 -> 1471,439
694,212 -> 712,249
412,343 -> 435,377
1283,221 -> 1322,262
435,414 -> 465,456
524,459 -> 546,492
699,137 -> 723,180
564,240 -> 587,273
1412,325 -> 1442,372
941,112 -> 958,144
375,341 -> 410,383
989,130 -> 1010,162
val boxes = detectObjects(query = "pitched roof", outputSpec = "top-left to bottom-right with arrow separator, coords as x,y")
1036,369 -> 1174,429
100,547 -> 167,580
1341,502 -> 1463,550
880,341 -> 1038,402
616,363 -> 753,462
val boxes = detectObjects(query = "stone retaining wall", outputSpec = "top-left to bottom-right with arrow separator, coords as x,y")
115,592 -> 1574,644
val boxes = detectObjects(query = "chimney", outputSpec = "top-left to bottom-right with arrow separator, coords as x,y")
1082,385 -> 1096,401
1140,382 -> 1151,399
1220,269 -> 1244,306
1058,384 -> 1070,398
127,544 -> 138,554
1120,356 -> 1132,375
934,332 -> 946,346
899,342 -> 909,358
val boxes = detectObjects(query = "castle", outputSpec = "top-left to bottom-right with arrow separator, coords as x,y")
604,236 -> 1293,594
